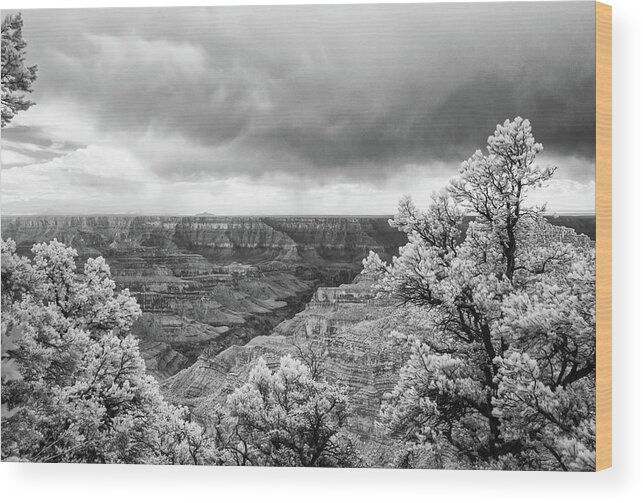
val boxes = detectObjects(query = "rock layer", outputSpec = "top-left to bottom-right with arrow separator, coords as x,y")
1,216 -> 407,379
162,274 -> 410,440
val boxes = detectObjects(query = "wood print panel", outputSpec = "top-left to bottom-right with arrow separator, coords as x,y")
596,1 -> 612,472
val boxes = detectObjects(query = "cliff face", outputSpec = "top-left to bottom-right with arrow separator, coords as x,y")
1,215 -> 405,268
162,275 -> 410,440
1,216 -> 407,380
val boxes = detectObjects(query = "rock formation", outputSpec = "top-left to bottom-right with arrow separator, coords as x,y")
162,274 -> 412,441
1,216 -> 407,379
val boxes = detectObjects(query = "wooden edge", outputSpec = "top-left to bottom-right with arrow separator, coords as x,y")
596,1 -> 612,472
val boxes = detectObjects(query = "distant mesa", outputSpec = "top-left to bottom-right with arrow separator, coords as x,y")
195,212 -> 216,217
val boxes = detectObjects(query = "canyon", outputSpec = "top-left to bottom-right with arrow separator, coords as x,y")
163,273 -> 416,444
1,215 -> 407,379
1,214 -> 596,443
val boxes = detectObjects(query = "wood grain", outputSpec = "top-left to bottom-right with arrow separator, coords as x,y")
596,1 -> 612,472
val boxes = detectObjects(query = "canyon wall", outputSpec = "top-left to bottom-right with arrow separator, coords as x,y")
1,215 -> 406,268
162,274 -> 413,442
1,216 -> 407,379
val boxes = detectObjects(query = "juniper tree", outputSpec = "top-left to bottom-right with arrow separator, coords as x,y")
204,355 -> 359,467
1,239 -> 218,464
365,118 -> 596,471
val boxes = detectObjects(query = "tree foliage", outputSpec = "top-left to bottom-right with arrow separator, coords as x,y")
202,355 -> 359,467
365,118 -> 596,471
1,13 -> 38,127
0,239 -> 217,464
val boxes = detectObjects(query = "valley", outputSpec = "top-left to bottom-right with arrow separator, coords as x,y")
1,214 -> 596,396
0,215 -> 407,379
163,273 -> 413,444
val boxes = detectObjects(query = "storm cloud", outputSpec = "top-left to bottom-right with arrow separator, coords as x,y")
1,2 -> 596,214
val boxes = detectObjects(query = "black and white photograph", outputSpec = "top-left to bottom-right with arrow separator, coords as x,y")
1,1 -> 599,471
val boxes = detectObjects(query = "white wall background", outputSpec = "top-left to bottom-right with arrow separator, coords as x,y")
0,0 -> 639,501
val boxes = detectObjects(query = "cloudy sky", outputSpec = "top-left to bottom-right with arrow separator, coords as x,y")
1,2 -> 596,215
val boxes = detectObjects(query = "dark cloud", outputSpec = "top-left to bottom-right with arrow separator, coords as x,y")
8,2 -> 595,183
1,125 -> 86,168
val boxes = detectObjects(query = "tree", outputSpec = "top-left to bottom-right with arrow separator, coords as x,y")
203,355 -> 359,467
2,12 -> 38,127
1,239 -> 217,464
1,324 -> 23,423
292,334 -> 328,381
365,117 -> 596,471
